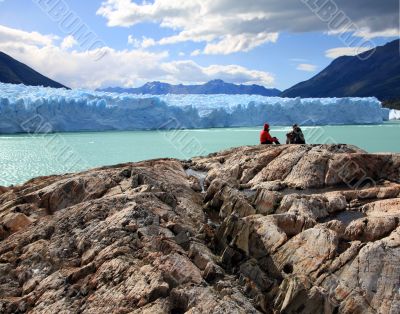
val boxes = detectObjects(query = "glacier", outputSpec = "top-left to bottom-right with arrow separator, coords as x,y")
389,109 -> 400,120
0,83 -> 390,134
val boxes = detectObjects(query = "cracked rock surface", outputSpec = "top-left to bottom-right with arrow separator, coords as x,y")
0,144 -> 399,313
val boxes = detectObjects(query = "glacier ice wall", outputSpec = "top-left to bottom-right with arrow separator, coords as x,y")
0,83 -> 388,134
389,109 -> 400,120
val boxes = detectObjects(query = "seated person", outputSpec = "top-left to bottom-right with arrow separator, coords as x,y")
260,123 -> 280,144
286,124 -> 305,144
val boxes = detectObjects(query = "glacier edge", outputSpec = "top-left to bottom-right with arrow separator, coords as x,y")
0,83 -> 389,134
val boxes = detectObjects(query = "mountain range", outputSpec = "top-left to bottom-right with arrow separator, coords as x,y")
0,39 -> 399,101
98,79 -> 281,96
281,39 -> 400,100
0,52 -> 67,89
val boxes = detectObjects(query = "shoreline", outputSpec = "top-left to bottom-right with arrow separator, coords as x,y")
1,123 -> 400,187
1,120 -> 399,136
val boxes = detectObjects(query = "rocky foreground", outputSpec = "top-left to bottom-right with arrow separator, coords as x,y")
0,144 -> 399,313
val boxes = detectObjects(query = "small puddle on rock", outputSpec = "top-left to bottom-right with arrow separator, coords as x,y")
185,168 -> 207,193
321,210 -> 366,226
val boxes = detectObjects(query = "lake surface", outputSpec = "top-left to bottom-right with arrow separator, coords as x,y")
1,121 -> 399,186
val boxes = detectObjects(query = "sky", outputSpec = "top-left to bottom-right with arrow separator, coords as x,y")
0,0 -> 398,90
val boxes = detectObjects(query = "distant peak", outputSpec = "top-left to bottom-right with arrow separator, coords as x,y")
144,81 -> 162,86
207,79 -> 225,84
99,79 -> 281,96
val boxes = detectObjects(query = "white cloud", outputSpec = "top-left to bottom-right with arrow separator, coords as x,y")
178,52 -> 185,57
0,24 -> 275,88
141,37 -> 156,48
296,63 -> 317,72
97,0 -> 280,54
325,47 -> 372,59
190,49 -> 201,56
128,35 -> 156,48
203,32 -> 278,55
97,0 -> 398,55
0,24 -> 55,46
162,61 -> 274,86
127,35 -> 140,47
0,41 -> 169,89
61,35 -> 78,50
353,28 -> 399,40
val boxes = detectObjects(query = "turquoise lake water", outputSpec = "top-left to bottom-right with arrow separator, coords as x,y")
1,121 -> 399,186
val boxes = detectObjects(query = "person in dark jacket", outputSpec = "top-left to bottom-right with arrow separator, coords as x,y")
260,123 -> 280,144
286,124 -> 306,144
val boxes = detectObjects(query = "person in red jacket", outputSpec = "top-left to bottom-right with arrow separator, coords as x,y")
260,123 -> 280,144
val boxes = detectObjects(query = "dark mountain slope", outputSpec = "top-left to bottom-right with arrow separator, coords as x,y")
0,51 -> 67,88
281,39 -> 400,100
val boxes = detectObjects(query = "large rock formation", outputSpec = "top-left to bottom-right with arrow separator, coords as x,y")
0,145 -> 399,313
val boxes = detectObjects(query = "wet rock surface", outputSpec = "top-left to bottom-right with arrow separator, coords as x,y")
0,145 -> 399,313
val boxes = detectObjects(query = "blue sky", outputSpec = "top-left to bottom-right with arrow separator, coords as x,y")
0,0 -> 398,89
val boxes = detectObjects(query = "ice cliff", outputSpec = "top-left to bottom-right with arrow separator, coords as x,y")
389,109 -> 400,120
0,83 -> 389,133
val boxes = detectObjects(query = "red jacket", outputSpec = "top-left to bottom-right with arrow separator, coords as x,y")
260,123 -> 277,143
